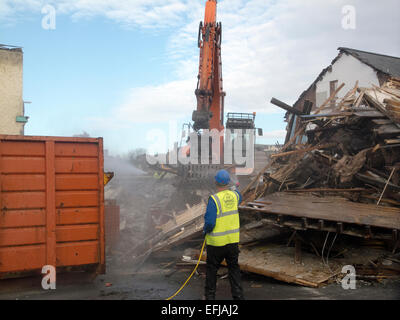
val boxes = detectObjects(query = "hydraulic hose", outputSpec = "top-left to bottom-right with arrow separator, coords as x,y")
166,238 -> 206,300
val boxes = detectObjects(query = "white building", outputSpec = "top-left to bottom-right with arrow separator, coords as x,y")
0,45 -> 28,135
285,47 -> 400,143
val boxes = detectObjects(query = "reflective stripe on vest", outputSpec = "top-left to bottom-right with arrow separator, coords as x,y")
206,189 -> 240,247
209,228 -> 240,237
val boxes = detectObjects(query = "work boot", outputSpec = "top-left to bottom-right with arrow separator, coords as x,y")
205,294 -> 216,300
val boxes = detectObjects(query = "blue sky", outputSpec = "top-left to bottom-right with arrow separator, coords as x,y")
1,0 -> 399,155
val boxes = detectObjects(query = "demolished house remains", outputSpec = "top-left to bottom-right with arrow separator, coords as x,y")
118,48 -> 400,288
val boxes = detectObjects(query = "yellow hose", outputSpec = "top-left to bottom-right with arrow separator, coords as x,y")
166,239 -> 206,300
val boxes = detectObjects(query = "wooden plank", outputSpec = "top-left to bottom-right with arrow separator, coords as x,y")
241,193 -> 400,230
336,81 -> 358,111
270,143 -> 335,159
159,203 -> 206,236
353,88 -> 365,109
294,237 -> 302,264
386,105 -> 400,113
242,126 -> 306,195
385,139 -> 400,145
364,90 -> 399,124
283,188 -> 368,193
373,124 -> 400,135
314,83 -> 345,115
300,112 -> 353,118
147,203 -> 207,253
384,98 -> 400,107
270,98 -> 305,116
372,119 -> 393,125
354,111 -> 385,118
356,172 -> 400,191
202,244 -> 340,287
152,221 -> 204,253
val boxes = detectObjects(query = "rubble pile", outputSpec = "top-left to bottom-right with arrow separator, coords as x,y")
243,78 -> 400,207
110,79 -> 400,288
229,78 -> 400,286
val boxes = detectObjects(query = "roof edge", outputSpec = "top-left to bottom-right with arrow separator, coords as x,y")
338,47 -> 400,61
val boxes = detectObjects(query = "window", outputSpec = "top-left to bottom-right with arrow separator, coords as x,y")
330,80 -> 338,107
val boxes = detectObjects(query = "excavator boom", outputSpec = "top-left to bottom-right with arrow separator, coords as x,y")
192,0 -> 225,133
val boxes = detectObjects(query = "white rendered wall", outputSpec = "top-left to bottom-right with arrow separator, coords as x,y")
315,53 -> 380,108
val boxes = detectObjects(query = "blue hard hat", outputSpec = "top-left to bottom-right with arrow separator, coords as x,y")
215,169 -> 230,185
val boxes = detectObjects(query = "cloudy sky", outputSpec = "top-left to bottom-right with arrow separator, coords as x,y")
1,0 -> 399,154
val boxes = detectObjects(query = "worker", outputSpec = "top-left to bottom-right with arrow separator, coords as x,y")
203,169 -> 244,300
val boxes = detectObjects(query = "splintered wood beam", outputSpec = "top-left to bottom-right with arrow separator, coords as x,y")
270,143 -> 336,159
384,98 -> 400,107
385,138 -> 400,144
295,238 -> 302,264
302,217 -> 308,228
242,125 -> 306,195
314,83 -> 345,115
239,205 -> 398,240
284,188 -> 368,193
365,226 -> 373,238
263,173 -> 284,186
300,112 -> 353,118
377,167 -> 396,206
337,222 -> 343,234
364,91 -> 399,125
373,125 -> 400,135
270,98 -> 306,116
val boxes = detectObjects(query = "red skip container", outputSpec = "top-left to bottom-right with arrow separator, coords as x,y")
0,135 -> 105,279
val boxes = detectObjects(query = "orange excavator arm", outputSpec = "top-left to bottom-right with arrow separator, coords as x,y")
192,0 -> 225,133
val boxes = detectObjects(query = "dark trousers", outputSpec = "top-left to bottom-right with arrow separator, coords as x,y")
205,243 -> 244,300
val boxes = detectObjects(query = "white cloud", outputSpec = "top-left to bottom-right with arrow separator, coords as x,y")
115,78 -> 196,123
0,0 -> 198,28
3,0 -> 399,144
107,0 -> 400,129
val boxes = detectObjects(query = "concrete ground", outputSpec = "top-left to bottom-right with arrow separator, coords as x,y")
0,247 -> 399,300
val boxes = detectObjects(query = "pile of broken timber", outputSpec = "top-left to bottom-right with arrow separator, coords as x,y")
129,202 -> 207,265
141,79 -> 400,288
241,78 -> 400,241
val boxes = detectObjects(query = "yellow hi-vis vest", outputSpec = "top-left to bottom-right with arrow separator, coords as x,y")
205,189 -> 240,247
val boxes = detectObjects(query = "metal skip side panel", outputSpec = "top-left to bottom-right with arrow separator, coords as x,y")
0,136 -> 105,278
